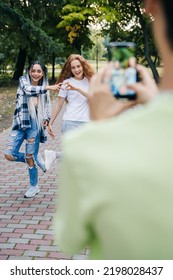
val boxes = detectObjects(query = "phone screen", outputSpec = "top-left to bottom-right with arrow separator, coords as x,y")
107,42 -> 137,100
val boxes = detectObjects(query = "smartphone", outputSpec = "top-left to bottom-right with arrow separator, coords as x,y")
107,42 -> 137,100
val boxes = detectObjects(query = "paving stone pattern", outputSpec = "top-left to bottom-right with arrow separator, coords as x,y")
0,100 -> 88,260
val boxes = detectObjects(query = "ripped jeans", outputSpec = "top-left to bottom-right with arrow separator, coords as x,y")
4,118 -> 46,187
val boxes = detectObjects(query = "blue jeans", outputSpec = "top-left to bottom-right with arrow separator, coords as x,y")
61,120 -> 87,134
4,118 -> 46,187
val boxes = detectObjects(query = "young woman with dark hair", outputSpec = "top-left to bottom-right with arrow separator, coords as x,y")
4,61 -> 61,198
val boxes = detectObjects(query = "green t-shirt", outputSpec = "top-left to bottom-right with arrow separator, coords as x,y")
54,92 -> 173,259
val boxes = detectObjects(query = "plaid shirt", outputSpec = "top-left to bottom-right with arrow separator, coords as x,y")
12,75 -> 50,130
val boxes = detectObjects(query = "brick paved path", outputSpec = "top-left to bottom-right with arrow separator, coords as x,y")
0,100 -> 88,260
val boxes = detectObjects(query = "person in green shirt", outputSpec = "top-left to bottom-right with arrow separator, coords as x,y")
54,0 -> 173,259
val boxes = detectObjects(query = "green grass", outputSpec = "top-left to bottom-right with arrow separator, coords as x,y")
0,86 -> 17,132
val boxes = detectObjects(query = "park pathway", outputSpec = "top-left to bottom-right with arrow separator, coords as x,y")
0,100 -> 88,260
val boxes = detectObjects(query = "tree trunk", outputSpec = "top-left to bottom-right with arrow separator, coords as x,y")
52,53 -> 55,82
133,0 -> 160,83
74,39 -> 81,54
143,27 -> 160,83
13,47 -> 27,80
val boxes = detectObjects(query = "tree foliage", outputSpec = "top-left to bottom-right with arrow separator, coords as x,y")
0,0 -> 160,81
0,0 -> 63,79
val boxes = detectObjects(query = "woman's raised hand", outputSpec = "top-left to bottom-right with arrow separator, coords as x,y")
46,83 -> 62,92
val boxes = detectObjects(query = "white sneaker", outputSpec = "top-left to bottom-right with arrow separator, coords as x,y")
44,149 -> 57,171
24,185 -> 40,198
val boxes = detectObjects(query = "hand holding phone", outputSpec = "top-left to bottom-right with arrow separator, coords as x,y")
107,42 -> 138,100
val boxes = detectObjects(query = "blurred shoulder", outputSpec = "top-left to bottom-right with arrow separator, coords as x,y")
62,102 -> 155,152
63,112 -> 135,148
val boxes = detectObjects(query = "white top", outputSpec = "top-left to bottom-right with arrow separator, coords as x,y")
58,77 -> 90,122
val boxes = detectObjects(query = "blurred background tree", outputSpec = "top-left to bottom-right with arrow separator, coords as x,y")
0,0 -> 160,82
